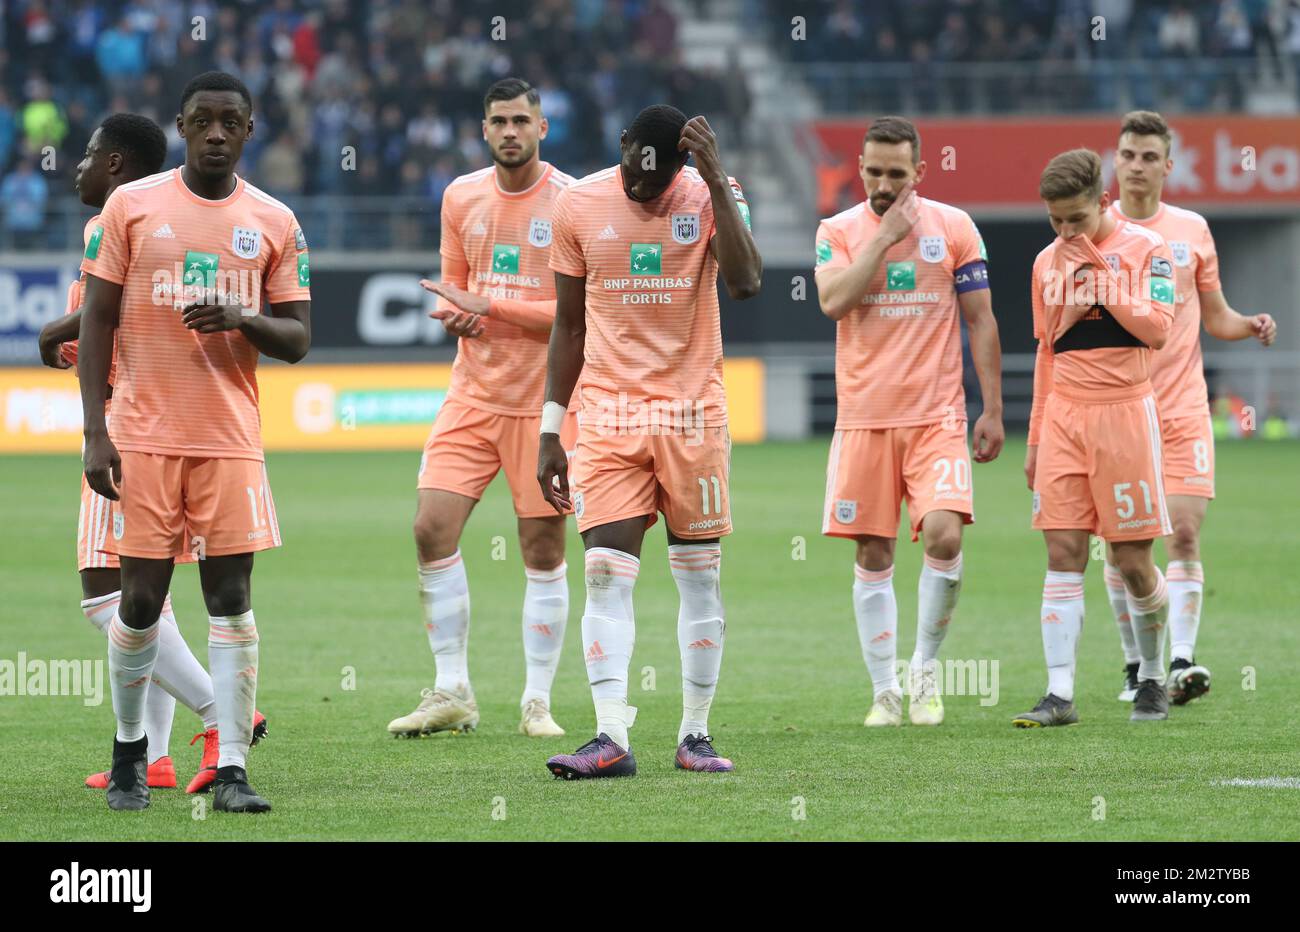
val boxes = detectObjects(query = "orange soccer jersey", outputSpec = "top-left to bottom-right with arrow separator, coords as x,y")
439,161 -> 574,415
79,168 -> 311,460
1109,201 -> 1221,419
60,215 -> 118,385
548,164 -> 744,427
814,196 -> 986,428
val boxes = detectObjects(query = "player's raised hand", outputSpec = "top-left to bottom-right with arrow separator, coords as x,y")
420,279 -> 490,317
1250,313 -> 1277,346
536,432 -> 571,514
1023,444 -> 1038,491
877,182 -> 918,246
678,116 -> 724,182
182,289 -> 249,333
972,410 -> 1004,463
432,308 -> 486,339
84,432 -> 122,501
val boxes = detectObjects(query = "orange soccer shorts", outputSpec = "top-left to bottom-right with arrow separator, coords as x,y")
822,421 -> 975,542
417,395 -> 578,518
569,420 -> 732,539
101,452 -> 281,560
1160,413 -> 1215,499
1033,387 -> 1173,542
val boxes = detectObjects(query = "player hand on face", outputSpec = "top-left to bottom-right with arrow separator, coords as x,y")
84,432 -> 122,501
420,279 -> 490,317
536,432 -> 571,514
37,323 -> 72,369
677,116 -> 724,184
1024,444 -> 1038,491
1250,313 -> 1277,346
972,410 -> 1005,463
877,182 -> 919,247
182,289 -> 250,333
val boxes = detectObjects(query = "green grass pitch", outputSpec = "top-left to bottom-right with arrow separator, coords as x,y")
1,438 -> 1297,841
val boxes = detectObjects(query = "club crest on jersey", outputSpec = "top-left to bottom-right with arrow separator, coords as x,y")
834,499 -> 857,524
1169,242 -> 1192,267
1104,254 -> 1121,273
919,236 -> 947,263
231,226 -> 262,259
671,212 -> 700,245
113,512 -> 124,541
529,218 -> 552,248
573,491 -> 584,520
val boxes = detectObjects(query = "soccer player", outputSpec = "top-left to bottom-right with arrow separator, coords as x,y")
385,78 -> 578,740
814,116 -> 1004,727
537,105 -> 761,778
1104,111 -> 1277,705
78,72 -> 311,811
38,113 -> 266,794
1015,148 -> 1175,727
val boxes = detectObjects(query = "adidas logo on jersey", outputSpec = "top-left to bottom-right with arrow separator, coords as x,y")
471,221 -> 487,236
596,224 -> 618,241
151,224 -> 176,238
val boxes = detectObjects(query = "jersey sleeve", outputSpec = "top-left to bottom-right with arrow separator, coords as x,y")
951,209 -> 989,293
814,219 -> 850,273
1195,218 -> 1221,293
1030,254 -> 1047,341
1028,254 -> 1053,445
436,190 -> 470,311
79,189 -> 130,286
548,188 -> 585,278
707,175 -> 750,240
1124,241 -> 1175,346
264,213 -> 312,304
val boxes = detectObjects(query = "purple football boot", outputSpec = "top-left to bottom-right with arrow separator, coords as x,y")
675,734 -> 734,772
546,733 -> 636,780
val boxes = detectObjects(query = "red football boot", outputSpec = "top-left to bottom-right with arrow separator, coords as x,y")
85,755 -> 177,789
186,710 -> 268,794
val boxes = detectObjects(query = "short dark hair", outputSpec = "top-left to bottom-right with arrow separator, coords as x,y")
626,104 -> 688,168
864,115 -> 921,163
180,71 -> 253,115
1039,148 -> 1103,201
98,113 -> 168,176
483,77 -> 540,113
1120,109 -> 1172,156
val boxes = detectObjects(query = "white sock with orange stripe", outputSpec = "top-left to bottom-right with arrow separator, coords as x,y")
208,611 -> 258,769
107,613 -> 161,744
914,552 -> 962,669
521,563 -> 568,707
419,551 -> 471,693
152,594 -> 217,731
1104,562 -> 1141,665
670,543 -> 724,743
1126,570 -> 1169,683
853,564 -> 900,698
81,590 -> 121,633
145,601 -> 177,764
582,548 -> 638,748
1166,561 -> 1204,662
1041,571 -> 1085,702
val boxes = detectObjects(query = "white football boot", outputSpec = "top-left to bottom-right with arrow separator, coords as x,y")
908,661 -> 945,726
864,687 -> 904,727
519,698 -> 566,737
387,686 -> 479,737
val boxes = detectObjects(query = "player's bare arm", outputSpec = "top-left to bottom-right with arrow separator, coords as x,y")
957,286 -> 1005,463
536,271 -> 585,513
78,273 -> 122,500
37,309 -> 79,368
1199,289 -> 1277,346
420,278 -> 555,334
680,116 -> 761,299
182,296 -> 311,363
817,182 -> 916,320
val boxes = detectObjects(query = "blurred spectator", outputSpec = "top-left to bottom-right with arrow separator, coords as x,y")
95,17 -> 148,89
1,157 -> 49,245
21,77 -> 67,156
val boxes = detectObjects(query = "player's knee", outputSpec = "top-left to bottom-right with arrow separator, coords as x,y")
203,578 -> 250,617
923,526 -> 962,562
1045,538 -> 1088,570
1167,520 -> 1200,559
119,585 -> 165,629
520,532 -> 565,572
856,537 -> 894,572
413,511 -> 455,560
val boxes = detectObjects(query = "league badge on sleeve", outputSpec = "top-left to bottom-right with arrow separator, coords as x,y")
232,226 -> 263,259
919,236 -> 947,263
529,218 -> 552,248
671,212 -> 700,245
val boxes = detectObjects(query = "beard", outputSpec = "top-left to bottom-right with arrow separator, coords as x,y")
493,144 -> 531,167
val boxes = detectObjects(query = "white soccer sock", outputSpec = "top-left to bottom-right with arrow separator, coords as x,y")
582,548 -> 639,748
1166,561 -> 1204,663
107,612 -> 161,744
208,611 -> 258,769
521,562 -> 568,707
1127,570 -> 1169,683
80,590 -> 121,633
1104,562 -> 1140,665
669,543 -> 725,743
418,551 -> 471,693
151,594 -> 218,730
143,676 -> 176,765
1041,571 -> 1085,702
913,552 -> 962,670
853,564 -> 900,698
